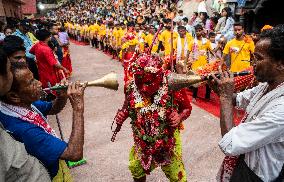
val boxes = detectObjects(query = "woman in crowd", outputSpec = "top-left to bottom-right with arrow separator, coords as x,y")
215,7 -> 235,41
58,26 -> 72,77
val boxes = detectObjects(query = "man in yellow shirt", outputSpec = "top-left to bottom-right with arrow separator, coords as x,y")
79,23 -> 86,42
173,26 -> 193,60
159,18 -> 178,56
74,23 -> 81,41
188,24 -> 214,100
222,22 -> 255,72
118,23 -> 127,52
188,24 -> 213,71
112,23 -> 121,59
82,23 -> 89,42
105,22 -> 114,54
173,26 -> 193,73
88,21 -> 96,48
98,21 -> 106,51
144,25 -> 159,53
92,21 -> 100,49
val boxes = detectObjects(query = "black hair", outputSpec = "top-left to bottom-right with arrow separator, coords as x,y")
0,49 -> 8,75
59,26 -> 66,32
209,32 -> 216,37
35,29 -> 51,41
210,16 -> 219,25
234,22 -> 244,28
222,7 -> 232,19
163,18 -> 171,24
182,17 -> 188,23
199,12 -> 208,19
127,21 -> 135,27
48,23 -> 56,30
178,10 -> 183,13
3,35 -> 24,46
2,36 -> 26,57
194,24 -> 203,31
177,25 -> 186,30
267,24 -> 284,61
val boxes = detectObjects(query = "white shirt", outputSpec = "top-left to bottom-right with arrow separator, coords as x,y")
210,42 -> 217,50
219,83 -> 284,182
185,24 -> 194,36
0,33 -> 5,41
174,15 -> 187,22
198,1 -> 207,13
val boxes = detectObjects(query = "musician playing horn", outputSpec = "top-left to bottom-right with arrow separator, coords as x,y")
113,54 -> 192,182
0,64 -> 87,181
213,25 -> 284,181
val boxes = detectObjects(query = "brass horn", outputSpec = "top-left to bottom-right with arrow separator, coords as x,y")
167,73 -> 203,91
168,71 -> 251,91
43,72 -> 119,91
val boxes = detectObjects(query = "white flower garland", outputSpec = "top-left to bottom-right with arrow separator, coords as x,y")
132,75 -> 168,120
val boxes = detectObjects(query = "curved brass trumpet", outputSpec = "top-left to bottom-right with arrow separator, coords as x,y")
168,71 -> 251,91
43,72 -> 119,91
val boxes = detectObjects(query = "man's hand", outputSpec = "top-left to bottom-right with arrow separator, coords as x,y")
169,111 -> 181,127
60,81 -> 87,162
211,68 -> 235,136
67,81 -> 87,111
210,67 -> 235,99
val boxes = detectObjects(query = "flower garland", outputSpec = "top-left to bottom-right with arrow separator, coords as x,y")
194,60 -> 221,75
126,72 -> 180,171
124,52 -> 138,86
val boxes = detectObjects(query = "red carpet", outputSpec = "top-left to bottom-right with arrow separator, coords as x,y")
186,86 -> 245,125
70,39 -> 89,46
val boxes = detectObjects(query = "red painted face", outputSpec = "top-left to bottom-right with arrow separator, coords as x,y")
135,71 -> 163,97
132,54 -> 164,96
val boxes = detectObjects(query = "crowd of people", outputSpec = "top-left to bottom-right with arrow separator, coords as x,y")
0,0 -> 284,182
50,0 -> 257,101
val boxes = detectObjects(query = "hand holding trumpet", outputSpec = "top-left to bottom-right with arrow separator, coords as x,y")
47,81 -> 87,115
68,81 -> 88,112
209,67 -> 235,99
